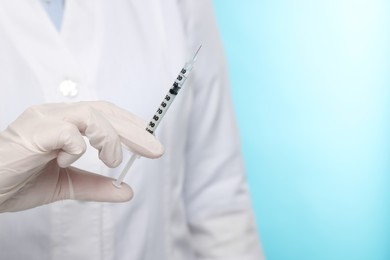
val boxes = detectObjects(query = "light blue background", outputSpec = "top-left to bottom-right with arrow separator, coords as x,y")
212,1 -> 390,259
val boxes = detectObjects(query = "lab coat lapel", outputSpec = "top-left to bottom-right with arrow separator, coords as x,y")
60,0 -> 105,93
0,0 -> 102,102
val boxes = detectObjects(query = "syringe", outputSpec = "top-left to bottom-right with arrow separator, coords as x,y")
113,45 -> 202,188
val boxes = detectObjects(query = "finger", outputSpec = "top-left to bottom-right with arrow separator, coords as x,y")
86,101 -> 164,158
34,121 -> 86,167
56,124 -> 87,167
37,101 -> 163,160
59,167 -> 133,202
83,109 -> 123,167
1,163 -> 134,212
49,104 -> 123,167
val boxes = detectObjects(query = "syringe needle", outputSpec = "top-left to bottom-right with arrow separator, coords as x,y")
192,45 -> 202,62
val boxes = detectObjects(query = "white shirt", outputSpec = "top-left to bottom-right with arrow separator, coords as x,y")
39,0 -> 64,31
0,0 -> 263,259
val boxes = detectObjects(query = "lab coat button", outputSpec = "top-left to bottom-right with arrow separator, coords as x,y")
59,79 -> 78,97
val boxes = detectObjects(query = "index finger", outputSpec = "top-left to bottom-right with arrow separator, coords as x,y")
83,101 -> 164,158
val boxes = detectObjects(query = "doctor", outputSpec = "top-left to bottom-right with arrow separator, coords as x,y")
0,0 -> 263,259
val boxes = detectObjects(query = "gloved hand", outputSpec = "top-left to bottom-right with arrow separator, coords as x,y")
0,101 -> 164,213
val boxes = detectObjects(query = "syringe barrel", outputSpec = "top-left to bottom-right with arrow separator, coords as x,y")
146,61 -> 194,134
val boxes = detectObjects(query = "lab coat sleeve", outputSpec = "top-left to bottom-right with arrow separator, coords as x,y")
179,1 -> 265,259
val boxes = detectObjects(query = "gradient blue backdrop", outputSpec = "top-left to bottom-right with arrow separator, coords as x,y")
212,1 -> 390,259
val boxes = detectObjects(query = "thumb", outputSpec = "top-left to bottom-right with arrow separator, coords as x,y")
59,167 -> 133,202
0,164 -> 133,213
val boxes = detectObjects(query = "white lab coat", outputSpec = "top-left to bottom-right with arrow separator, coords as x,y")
0,0 -> 263,259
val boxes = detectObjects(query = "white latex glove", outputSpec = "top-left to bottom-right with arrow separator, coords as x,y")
0,101 -> 164,213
